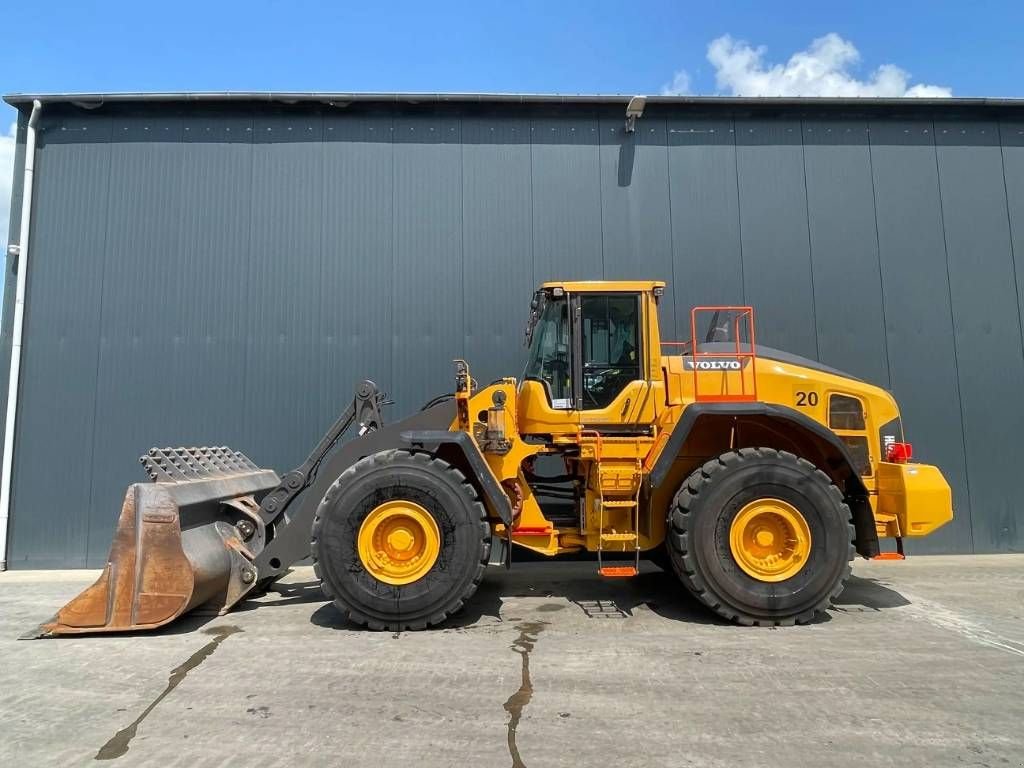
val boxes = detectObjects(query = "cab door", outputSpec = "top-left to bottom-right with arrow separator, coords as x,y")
572,293 -> 654,432
518,290 -> 659,435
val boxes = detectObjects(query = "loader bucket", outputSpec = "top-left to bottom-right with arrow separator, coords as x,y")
32,447 -> 280,637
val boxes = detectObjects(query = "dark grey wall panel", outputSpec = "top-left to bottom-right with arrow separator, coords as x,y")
177,116 -> 254,450
462,117 -> 534,386
244,114 -> 323,474
531,115 -> 603,283
86,115 -> 192,564
935,120 -> 1024,552
735,120 -> 817,358
802,120 -> 889,386
8,116 -> 110,567
869,120 -> 971,554
1002,121 -> 1024,370
390,116 -> 463,416
321,115 -> 394,427
666,119 -> 743,341
599,116 -> 674,334
6,102 -> 1023,564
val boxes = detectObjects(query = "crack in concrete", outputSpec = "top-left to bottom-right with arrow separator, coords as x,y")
94,625 -> 242,761
502,621 -> 546,768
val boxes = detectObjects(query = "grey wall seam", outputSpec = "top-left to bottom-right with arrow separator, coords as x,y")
459,117 -> 466,359
728,117 -> 747,303
663,116 -> 679,337
390,117 -> 397,397
930,119 -> 976,554
532,117 -> 540,288
240,114 -> 254,450
864,123 -> 894,389
460,117 -> 466,359
997,120 -> 1024,362
532,115 -> 540,290
388,115 -> 395,392
798,119 -> 821,361
81,121 -> 116,566
596,116 -> 606,278
317,116 -> 326,427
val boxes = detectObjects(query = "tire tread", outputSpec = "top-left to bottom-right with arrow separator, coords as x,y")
667,447 -> 855,626
311,449 -> 490,631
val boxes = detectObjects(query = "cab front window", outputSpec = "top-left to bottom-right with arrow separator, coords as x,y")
523,295 -> 572,408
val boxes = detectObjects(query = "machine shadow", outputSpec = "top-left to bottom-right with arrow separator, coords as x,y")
832,575 -> 911,611
305,563 -> 727,631
299,565 -> 913,632
227,579 -> 327,616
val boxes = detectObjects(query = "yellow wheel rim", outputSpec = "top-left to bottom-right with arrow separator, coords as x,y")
729,498 -> 812,583
357,500 -> 440,586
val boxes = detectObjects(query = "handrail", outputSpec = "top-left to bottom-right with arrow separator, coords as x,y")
687,306 -> 759,403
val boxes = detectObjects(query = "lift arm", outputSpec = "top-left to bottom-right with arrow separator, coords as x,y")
257,381 -> 387,528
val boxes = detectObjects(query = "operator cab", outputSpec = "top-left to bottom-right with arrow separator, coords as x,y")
519,281 -> 664,435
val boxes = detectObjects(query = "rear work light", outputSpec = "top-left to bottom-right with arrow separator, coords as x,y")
886,442 -> 913,463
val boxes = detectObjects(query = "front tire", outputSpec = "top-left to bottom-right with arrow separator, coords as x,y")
667,447 -> 854,626
311,449 -> 490,630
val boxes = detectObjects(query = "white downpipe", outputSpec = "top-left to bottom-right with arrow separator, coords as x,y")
0,100 -> 42,570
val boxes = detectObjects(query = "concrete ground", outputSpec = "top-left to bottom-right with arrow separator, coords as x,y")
2,556 -> 1022,768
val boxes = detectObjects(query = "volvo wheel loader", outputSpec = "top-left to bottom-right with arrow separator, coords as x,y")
36,281 -> 953,635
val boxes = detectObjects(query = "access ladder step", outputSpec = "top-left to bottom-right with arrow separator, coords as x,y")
600,532 -> 638,543
601,500 -> 637,508
598,566 -> 639,578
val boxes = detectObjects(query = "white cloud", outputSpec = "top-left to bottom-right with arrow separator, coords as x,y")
661,70 -> 692,96
705,33 -> 952,98
0,122 -> 15,248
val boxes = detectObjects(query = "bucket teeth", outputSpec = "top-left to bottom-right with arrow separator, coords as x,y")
141,446 -> 260,483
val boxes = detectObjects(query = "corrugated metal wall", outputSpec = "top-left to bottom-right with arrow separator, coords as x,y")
3,101 -> 1023,566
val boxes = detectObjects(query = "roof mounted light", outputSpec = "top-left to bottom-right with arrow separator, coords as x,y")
625,95 -> 646,133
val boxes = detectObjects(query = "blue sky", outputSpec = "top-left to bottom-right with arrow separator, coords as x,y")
2,0 -> 1023,243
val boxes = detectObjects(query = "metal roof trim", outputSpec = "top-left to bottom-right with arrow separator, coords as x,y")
5,91 -> 1024,110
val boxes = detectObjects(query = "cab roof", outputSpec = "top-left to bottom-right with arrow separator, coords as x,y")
540,280 -> 666,293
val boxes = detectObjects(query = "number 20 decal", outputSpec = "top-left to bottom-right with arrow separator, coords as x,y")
795,391 -> 819,407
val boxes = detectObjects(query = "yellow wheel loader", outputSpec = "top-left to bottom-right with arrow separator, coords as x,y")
36,281 -> 953,635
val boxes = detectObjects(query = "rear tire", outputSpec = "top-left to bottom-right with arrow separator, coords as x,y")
311,449 -> 490,631
667,447 -> 854,626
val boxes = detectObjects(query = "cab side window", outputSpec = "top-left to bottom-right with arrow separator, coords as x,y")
580,294 -> 641,409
